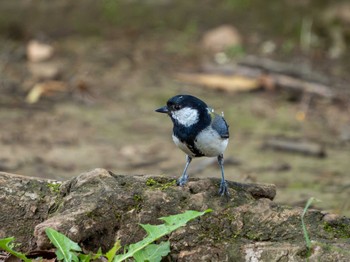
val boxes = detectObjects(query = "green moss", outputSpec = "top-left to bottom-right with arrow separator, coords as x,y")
133,194 -> 143,202
115,212 -> 121,220
323,222 -> 350,239
145,178 -> 177,191
132,193 -> 144,212
223,211 -> 239,223
47,182 -> 62,194
245,231 -> 265,241
199,214 -> 241,243
207,223 -> 225,242
146,178 -> 158,187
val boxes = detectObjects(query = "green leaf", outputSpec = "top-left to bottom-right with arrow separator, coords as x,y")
45,228 -> 82,262
0,237 -> 31,262
93,247 -> 103,260
133,241 -> 170,262
159,209 -> 212,228
78,253 -> 91,262
113,209 -> 211,262
105,240 -> 121,262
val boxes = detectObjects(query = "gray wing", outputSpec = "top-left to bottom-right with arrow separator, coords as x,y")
211,113 -> 229,139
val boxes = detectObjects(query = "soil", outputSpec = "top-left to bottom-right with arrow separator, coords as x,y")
1,1 -> 350,216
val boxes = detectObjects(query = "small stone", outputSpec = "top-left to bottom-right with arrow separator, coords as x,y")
30,205 -> 37,214
323,213 -> 340,223
27,40 -> 54,62
201,25 -> 242,53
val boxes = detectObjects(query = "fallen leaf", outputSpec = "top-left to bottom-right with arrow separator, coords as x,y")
175,73 -> 259,92
26,81 -> 67,104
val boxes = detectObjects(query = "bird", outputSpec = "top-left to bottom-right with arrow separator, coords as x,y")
155,94 -> 230,196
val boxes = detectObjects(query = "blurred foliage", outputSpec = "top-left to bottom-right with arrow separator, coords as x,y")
0,0 -> 336,38
1,0 -> 348,63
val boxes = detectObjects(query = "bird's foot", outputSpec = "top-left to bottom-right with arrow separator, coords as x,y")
218,180 -> 229,196
177,174 -> 188,186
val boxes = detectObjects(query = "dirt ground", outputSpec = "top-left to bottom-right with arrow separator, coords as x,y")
1,1 -> 350,216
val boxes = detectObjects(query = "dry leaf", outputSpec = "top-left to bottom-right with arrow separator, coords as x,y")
26,81 -> 67,104
175,73 -> 259,92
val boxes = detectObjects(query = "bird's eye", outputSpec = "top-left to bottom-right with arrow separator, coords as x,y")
173,104 -> 181,110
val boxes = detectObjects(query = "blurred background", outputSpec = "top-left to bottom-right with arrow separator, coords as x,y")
1,0 -> 350,215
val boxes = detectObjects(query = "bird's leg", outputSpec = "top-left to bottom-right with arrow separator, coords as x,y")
218,154 -> 229,196
177,155 -> 192,186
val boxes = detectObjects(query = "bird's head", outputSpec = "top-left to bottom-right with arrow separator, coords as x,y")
155,95 -> 210,127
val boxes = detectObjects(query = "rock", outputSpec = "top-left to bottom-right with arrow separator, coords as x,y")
0,172 -> 56,249
1,169 -> 350,261
27,40 -> 54,62
201,25 -> 242,53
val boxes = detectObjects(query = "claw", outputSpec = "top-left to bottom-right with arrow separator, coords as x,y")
217,154 -> 229,196
218,180 -> 229,196
177,174 -> 189,186
177,155 -> 192,187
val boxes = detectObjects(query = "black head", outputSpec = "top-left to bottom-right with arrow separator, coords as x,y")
155,95 -> 208,114
155,95 -> 210,128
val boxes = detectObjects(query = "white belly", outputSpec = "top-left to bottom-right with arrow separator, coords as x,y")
172,127 -> 229,157
194,127 -> 228,157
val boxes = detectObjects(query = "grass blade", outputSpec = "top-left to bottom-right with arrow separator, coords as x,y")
301,197 -> 316,249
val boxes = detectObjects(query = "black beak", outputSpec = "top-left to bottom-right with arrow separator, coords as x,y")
155,106 -> 169,114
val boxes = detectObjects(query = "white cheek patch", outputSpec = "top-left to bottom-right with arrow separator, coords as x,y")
171,107 -> 199,127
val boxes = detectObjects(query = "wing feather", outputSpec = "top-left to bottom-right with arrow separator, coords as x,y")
211,113 -> 229,139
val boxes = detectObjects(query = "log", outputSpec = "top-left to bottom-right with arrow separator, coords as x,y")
272,73 -> 334,98
199,58 -> 336,99
238,56 -> 330,84
262,138 -> 326,157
